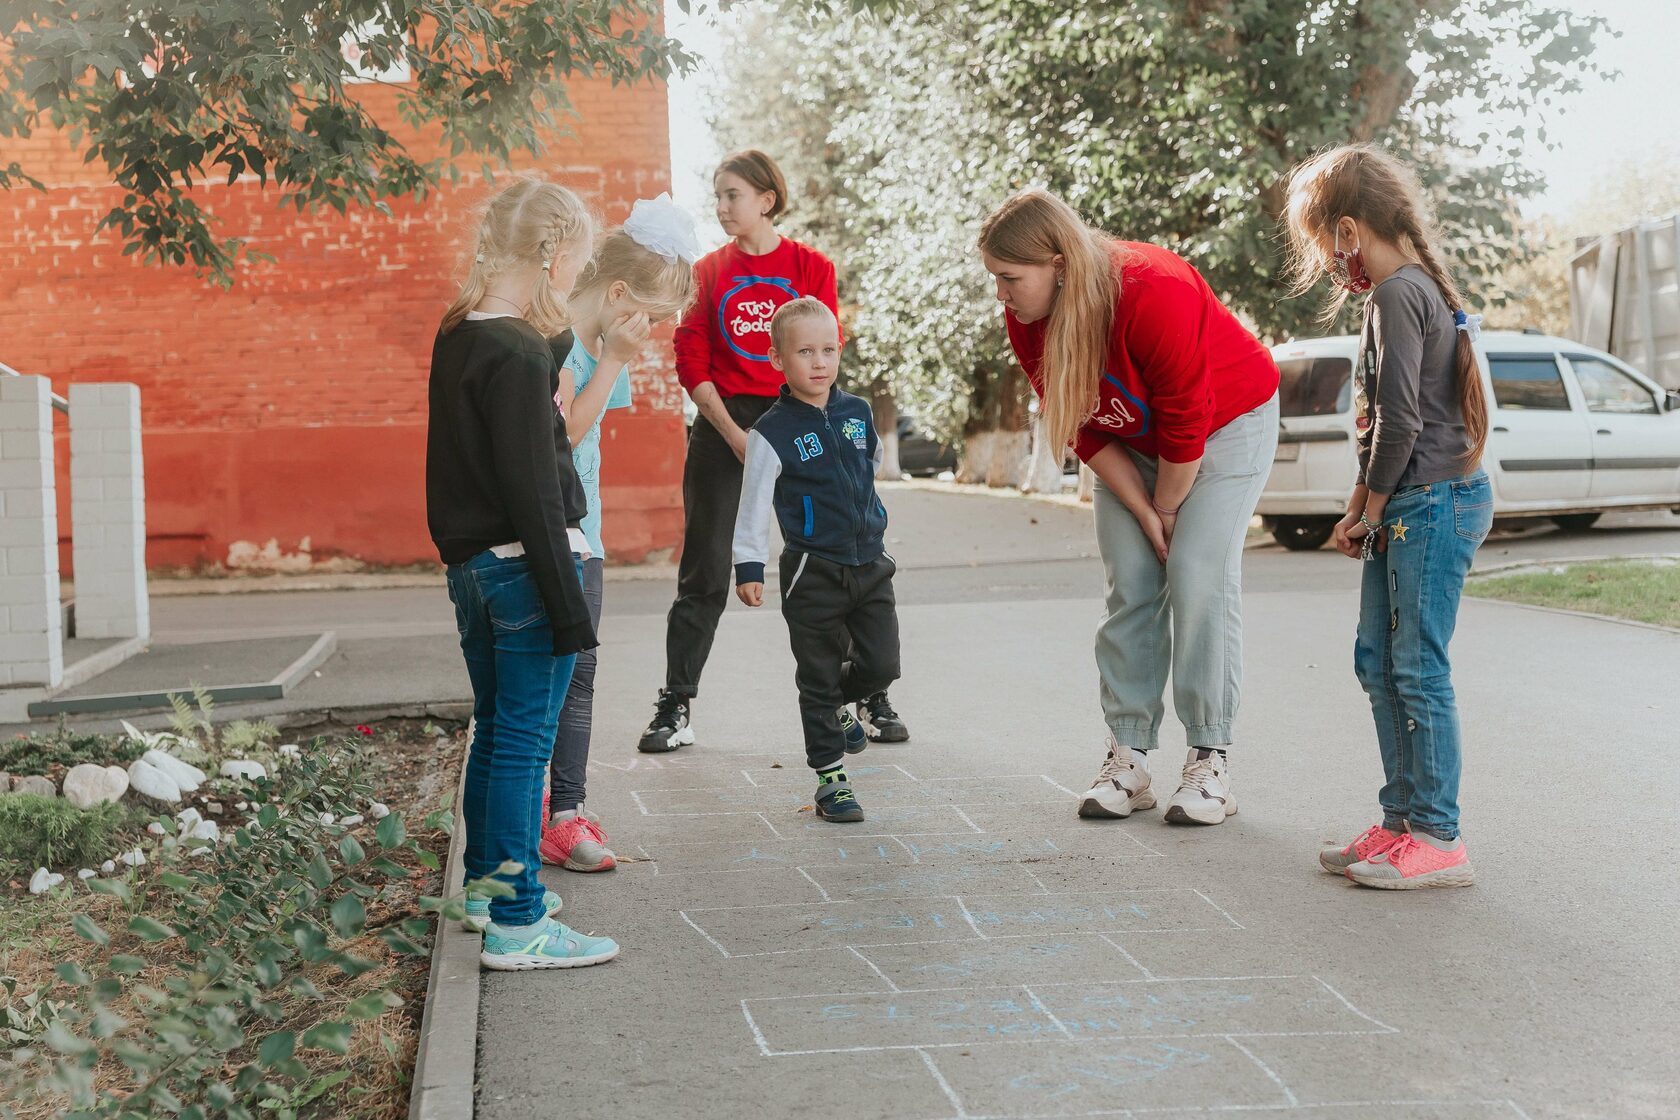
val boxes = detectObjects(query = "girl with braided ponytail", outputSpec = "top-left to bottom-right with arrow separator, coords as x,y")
1285,144 -> 1493,890
427,174 -> 621,969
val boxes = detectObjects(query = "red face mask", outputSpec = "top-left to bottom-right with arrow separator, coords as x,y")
1329,228 -> 1373,294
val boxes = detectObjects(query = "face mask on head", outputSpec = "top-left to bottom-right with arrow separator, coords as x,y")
1329,227 -> 1373,294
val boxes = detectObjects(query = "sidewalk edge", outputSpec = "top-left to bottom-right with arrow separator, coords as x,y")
408,752 -> 478,1120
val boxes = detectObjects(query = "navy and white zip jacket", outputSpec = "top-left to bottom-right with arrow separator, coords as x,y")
733,386 -> 887,585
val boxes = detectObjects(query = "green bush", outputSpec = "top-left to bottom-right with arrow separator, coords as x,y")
2,739 -> 459,1119
0,796 -> 136,874
0,726 -> 142,776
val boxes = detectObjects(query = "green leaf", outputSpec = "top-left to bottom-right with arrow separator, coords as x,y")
339,835 -> 365,865
257,1029 -> 295,1067
300,1020 -> 352,1054
128,916 -> 177,942
374,813 -> 406,849
44,1020 -> 91,1055
329,893 -> 366,937
72,913 -> 109,947
56,961 -> 91,985
306,851 -> 334,889
110,954 -> 146,976
345,990 -> 401,1019
87,876 -> 131,902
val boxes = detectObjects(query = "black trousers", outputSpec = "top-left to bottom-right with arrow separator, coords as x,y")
779,551 -> 901,771
665,394 -> 778,697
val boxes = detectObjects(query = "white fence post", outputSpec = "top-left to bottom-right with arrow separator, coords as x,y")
69,383 -> 149,640
0,375 -> 64,688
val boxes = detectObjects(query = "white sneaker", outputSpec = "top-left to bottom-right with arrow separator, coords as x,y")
1163,748 -> 1236,825
1077,738 -> 1156,819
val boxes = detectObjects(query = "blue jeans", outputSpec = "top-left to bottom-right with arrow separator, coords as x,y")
1353,471 -> 1492,841
446,552 -> 579,926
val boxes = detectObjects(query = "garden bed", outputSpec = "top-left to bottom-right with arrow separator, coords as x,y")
0,713 -> 467,1120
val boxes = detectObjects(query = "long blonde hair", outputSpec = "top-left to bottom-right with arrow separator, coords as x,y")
979,189 -> 1118,456
1283,144 -> 1488,468
442,174 -> 595,336
571,229 -> 697,325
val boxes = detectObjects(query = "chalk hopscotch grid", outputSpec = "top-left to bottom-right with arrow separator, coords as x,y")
680,889 -> 1243,959
737,974 -> 1399,1057
602,740 -> 1532,1120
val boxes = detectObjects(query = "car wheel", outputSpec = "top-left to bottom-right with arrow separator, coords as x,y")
1550,513 -> 1601,532
1272,518 -> 1335,551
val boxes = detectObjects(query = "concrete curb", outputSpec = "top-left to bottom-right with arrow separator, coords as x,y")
1469,552 -> 1680,578
408,754 -> 478,1120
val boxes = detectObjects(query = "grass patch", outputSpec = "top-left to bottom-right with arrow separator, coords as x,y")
1468,558 -> 1680,628
0,796 -> 140,876
0,723 -> 145,777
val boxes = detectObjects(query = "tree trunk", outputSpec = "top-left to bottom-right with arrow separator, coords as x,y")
984,429 -> 1031,488
956,359 -> 1032,487
869,382 -> 904,480
1020,414 -> 1067,494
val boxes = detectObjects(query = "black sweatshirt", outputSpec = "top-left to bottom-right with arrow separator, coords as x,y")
426,318 -> 596,656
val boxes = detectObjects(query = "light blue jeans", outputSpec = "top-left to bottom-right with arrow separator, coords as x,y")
1092,394 -> 1279,750
446,552 -> 580,926
1354,471 -> 1492,841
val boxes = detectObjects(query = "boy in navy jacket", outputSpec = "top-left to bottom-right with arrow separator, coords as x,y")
733,298 -> 901,822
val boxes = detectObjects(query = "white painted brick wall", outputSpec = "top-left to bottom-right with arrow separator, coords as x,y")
69,383 -> 149,640
0,375 -> 62,687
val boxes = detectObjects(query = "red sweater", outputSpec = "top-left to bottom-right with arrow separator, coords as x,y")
1006,242 -> 1278,464
674,237 -> 842,398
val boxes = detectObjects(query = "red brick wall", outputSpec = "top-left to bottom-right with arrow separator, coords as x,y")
0,75 -> 684,571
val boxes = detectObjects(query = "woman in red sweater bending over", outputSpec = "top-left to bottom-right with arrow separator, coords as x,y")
638,149 -> 907,752
980,189 -> 1279,827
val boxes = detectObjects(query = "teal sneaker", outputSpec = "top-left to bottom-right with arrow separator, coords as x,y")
480,918 -> 620,971
462,888 -> 561,932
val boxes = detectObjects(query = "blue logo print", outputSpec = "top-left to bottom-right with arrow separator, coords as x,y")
840,418 -> 867,447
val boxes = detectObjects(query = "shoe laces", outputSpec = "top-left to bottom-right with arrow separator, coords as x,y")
865,692 -> 898,721
1095,749 -> 1135,785
1179,756 -> 1221,794
1352,824 -> 1401,856
653,690 -> 687,725
826,787 -> 856,806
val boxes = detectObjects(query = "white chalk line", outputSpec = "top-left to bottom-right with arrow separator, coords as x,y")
795,866 -> 833,902
678,910 -> 733,959
1223,1036 -> 1299,1107
738,998 -> 771,1057
950,805 -> 987,834
683,887 -> 1212,914
1188,888 -> 1246,931
1021,984 -> 1076,1041
849,945 -> 903,993
916,1048 -> 971,1119
749,1028 -> 1398,1059
743,973 -> 1363,1003
1308,975 -> 1399,1034
954,895 -> 992,940
1096,934 -> 1156,981
706,927 -> 1230,959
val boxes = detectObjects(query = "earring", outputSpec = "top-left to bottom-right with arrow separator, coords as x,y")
1056,274 -> 1064,288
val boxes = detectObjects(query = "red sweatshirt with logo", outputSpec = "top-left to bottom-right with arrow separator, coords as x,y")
1006,242 -> 1278,464
674,237 -> 842,399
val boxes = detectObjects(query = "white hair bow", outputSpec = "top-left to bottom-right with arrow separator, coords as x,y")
1453,309 -> 1483,342
623,193 -> 702,265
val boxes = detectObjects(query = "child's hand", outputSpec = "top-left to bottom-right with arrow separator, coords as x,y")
736,582 -> 764,607
1333,511 -> 1363,558
601,311 -> 651,365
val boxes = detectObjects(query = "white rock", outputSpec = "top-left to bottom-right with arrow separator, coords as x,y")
339,814 -> 364,827
277,743 -> 301,760
11,775 -> 56,798
100,860 -> 116,875
220,759 -> 267,781
318,812 -> 335,826
175,807 -> 203,833
235,801 -> 249,811
368,802 -> 389,820
146,822 -> 167,835
29,867 -> 65,894
76,868 -> 97,881
128,759 -> 182,804
64,763 -> 128,809
143,750 -> 206,793
118,848 -> 147,868
206,802 -> 223,815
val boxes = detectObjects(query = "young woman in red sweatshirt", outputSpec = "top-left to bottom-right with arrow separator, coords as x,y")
981,188 -> 1279,828
637,150 -> 907,752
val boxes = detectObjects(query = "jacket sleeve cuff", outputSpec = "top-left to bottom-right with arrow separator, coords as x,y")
1073,430 -> 1112,463
734,562 -> 765,585
677,369 -> 713,394
549,617 -> 599,657
1155,435 -> 1209,464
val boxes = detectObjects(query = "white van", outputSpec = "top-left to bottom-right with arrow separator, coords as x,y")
1258,331 -> 1680,550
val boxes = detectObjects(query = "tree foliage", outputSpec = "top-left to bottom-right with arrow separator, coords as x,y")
0,0 -> 696,284
713,0 -> 1609,453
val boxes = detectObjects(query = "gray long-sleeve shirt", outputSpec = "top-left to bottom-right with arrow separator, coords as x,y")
1356,265 -> 1473,495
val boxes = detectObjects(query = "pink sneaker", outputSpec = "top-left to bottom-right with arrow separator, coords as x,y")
1346,834 -> 1473,889
540,807 -> 617,872
1318,824 -> 1405,874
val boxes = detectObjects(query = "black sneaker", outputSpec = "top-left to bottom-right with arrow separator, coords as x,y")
838,707 -> 868,754
858,691 -> 909,742
814,775 -> 865,823
637,690 -> 694,753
